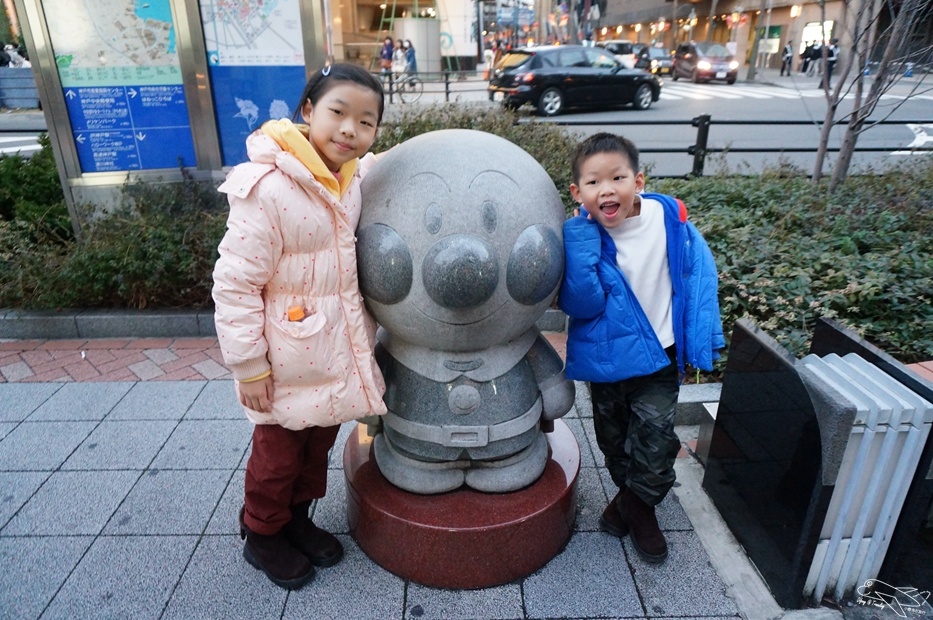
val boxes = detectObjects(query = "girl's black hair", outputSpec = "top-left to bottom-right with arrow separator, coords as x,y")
291,63 -> 385,125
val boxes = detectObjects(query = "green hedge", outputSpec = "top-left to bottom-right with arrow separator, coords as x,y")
1,105 -> 931,364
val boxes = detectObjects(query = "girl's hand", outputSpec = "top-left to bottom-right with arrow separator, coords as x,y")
239,376 -> 274,413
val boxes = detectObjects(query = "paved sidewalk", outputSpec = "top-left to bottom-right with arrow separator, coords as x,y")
0,330 -> 819,620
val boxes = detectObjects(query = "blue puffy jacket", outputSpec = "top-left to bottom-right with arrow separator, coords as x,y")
558,193 -> 724,383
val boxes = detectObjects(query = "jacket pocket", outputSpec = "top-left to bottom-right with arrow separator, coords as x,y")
266,310 -> 337,385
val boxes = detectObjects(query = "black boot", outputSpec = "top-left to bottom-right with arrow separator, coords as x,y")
599,490 -> 630,539
283,502 -> 344,568
239,507 -> 315,589
619,488 -> 668,563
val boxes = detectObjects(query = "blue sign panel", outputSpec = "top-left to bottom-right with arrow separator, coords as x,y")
64,84 -> 196,172
208,65 -> 307,166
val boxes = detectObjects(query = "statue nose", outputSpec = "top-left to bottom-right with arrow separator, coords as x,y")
422,235 -> 499,309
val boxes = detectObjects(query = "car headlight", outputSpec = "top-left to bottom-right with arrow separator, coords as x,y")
729,60 -> 739,70
697,60 -> 712,71
650,59 -> 658,69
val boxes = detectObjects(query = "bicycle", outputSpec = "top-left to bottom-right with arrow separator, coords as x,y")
390,71 -> 423,103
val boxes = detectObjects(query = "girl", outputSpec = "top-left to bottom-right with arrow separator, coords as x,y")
212,63 -> 388,590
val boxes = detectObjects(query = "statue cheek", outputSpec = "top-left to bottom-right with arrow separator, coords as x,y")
507,225 -> 564,306
357,224 -> 413,305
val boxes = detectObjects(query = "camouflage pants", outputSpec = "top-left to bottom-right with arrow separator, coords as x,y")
589,349 -> 680,507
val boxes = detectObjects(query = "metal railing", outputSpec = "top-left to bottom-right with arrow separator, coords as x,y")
542,115 -> 933,176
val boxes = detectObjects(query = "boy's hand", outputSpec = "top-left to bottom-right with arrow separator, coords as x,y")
238,376 -> 274,413
572,207 -> 591,219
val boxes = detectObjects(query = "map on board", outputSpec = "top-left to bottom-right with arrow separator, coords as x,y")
200,0 -> 304,66
45,0 -> 180,86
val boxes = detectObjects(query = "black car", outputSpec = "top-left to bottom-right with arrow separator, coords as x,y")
671,42 -> 739,84
636,46 -> 674,75
487,45 -> 662,116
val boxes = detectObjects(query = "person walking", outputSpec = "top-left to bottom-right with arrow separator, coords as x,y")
404,39 -> 418,74
781,40 -> 794,76
379,36 -> 394,79
823,38 -> 840,89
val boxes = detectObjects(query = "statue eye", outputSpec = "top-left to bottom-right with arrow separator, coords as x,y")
357,224 -> 413,305
507,225 -> 563,305
425,202 -> 442,235
482,201 -> 497,234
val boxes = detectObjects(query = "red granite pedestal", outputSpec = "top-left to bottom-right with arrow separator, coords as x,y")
343,419 -> 581,589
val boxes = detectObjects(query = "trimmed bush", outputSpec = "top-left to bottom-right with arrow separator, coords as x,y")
0,107 -> 930,366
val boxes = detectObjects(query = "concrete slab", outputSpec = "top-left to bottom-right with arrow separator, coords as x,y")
76,309 -> 201,339
404,582 -> 524,620
108,381 -> 206,420
27,382 -> 133,421
0,421 -> 97,471
0,536 -> 93,620
0,383 -> 60,422
204,469 -> 244,535
282,536 -> 405,620
62,420 -> 177,470
2,470 -> 139,535
103,469 -> 231,535
573,465 -> 608,533
523,532 -> 643,618
184,380 -> 239,419
150,419 -> 252,470
162,535 -> 287,620
627,530 -> 740,617
0,471 -> 49,528
41,535 -> 198,620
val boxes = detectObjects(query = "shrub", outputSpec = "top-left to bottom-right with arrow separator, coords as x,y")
0,110 -> 931,367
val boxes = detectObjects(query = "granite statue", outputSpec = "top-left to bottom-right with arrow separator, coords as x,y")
356,129 -> 575,494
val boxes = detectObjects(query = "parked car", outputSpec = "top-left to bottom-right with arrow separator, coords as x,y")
595,40 -> 646,69
487,45 -> 662,116
636,46 -> 674,75
671,42 -> 739,84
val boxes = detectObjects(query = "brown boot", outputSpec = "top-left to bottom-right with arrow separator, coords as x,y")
619,488 -> 668,563
283,503 -> 344,568
239,506 -> 315,589
599,490 -> 630,539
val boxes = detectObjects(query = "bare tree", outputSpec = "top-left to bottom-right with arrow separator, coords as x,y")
811,0 -> 933,188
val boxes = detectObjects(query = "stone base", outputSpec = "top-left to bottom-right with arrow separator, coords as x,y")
344,419 -> 580,589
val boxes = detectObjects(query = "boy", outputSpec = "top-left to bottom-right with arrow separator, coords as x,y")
558,133 -> 724,563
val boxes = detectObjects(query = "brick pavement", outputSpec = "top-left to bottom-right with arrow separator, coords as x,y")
0,333 -> 573,384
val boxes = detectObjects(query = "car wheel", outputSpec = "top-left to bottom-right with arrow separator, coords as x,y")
692,69 -> 701,83
671,70 -> 679,81
537,87 -> 564,116
726,77 -> 736,85
632,84 -> 653,110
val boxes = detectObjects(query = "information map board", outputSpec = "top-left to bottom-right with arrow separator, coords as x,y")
200,0 -> 307,166
45,0 -> 196,173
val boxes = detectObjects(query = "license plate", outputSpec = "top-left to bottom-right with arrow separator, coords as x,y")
716,71 -> 726,79
493,91 -> 505,102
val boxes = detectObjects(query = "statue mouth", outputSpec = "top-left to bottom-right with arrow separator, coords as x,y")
413,299 -> 507,326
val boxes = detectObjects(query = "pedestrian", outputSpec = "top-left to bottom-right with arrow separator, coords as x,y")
212,63 -> 388,590
404,39 -> 418,74
781,40 -> 794,76
0,42 -> 10,68
392,38 -> 407,76
379,36 -> 394,78
558,133 -> 724,563
823,37 -> 840,89
807,41 -> 821,77
800,41 -> 813,74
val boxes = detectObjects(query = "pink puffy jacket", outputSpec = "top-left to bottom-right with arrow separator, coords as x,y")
212,133 -> 387,430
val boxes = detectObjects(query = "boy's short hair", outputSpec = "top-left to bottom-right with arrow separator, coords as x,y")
570,133 -> 640,184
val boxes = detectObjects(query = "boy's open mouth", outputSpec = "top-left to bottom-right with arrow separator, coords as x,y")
600,202 -> 620,216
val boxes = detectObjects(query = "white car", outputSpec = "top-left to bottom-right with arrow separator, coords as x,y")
595,40 -> 645,69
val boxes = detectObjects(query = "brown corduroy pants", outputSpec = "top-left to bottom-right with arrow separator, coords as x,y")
243,423 -> 340,535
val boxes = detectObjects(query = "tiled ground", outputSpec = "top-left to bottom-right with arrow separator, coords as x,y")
0,377 -> 738,620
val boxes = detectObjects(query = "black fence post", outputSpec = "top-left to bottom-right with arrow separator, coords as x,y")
386,72 -> 395,104
444,70 -> 451,102
689,114 -> 711,177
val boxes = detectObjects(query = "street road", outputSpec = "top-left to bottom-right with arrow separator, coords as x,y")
3,72 -> 930,178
